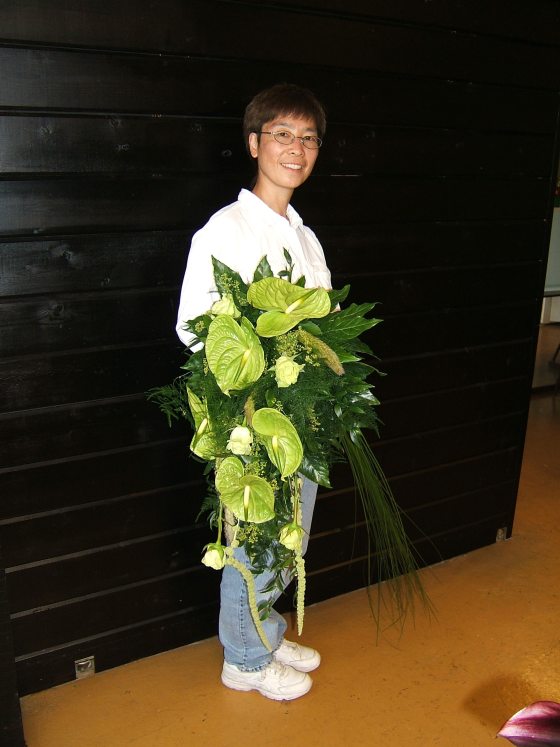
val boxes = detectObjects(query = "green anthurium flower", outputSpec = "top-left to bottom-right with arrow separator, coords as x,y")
215,456 -> 275,523
247,277 -> 331,337
205,315 -> 265,395
252,408 -> 303,478
186,388 -> 218,459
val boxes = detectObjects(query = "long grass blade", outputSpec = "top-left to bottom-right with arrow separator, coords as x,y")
340,430 -> 435,633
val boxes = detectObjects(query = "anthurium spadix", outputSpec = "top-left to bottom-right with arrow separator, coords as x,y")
252,407 -> 303,478
205,315 -> 265,394
497,701 -> 560,746
215,456 -> 275,523
247,277 -> 331,337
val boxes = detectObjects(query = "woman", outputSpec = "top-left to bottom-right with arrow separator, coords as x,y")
176,83 -> 330,700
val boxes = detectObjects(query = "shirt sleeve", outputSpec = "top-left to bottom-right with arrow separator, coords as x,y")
175,223 -> 222,348
300,225 -> 333,290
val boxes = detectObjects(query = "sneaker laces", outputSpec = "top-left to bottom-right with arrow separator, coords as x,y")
261,660 -> 289,681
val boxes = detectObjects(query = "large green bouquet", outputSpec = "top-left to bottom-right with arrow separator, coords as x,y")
150,252 -> 428,649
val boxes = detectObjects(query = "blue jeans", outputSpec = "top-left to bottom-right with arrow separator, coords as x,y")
219,477 -> 318,671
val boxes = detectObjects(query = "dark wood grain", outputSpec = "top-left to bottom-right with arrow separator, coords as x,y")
0,2 -> 558,88
1,47 -> 558,133
0,115 -> 552,177
0,440 -> 201,520
0,176 -> 550,237
2,0 -> 560,50
0,231 -> 189,297
14,602 -> 219,696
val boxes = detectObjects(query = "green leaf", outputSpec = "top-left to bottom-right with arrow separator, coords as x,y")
300,454 -> 332,488
252,256 -> 274,282
337,351 -> 362,363
211,256 -> 249,308
252,407 -> 303,478
205,315 -> 265,395
186,388 -> 218,459
328,284 -> 350,309
215,456 -> 275,523
317,303 -> 381,341
299,320 -> 323,336
247,277 -> 331,337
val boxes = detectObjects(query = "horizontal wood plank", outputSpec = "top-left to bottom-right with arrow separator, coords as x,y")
0,48 -> 557,133
1,486 -> 209,568
0,289 -> 178,357
372,302 -> 538,359
0,2 -> 558,88
378,341 -> 535,398
0,176 -> 550,237
322,220 -> 549,274
2,0 -> 560,50
0,220 -> 547,301
246,1 -> 560,44
0,440 -> 202,521
5,529 -> 206,614
0,115 -> 553,177
378,377 -> 530,440
0,231 -> 188,298
0,342 -> 183,414
11,567 -> 219,657
347,263 -> 543,315
0,397 -> 178,469
0,340 -> 532,468
0,265 -> 541,359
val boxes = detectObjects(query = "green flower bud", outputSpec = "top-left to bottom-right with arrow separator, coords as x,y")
279,522 -> 305,551
210,293 -> 240,318
274,355 -> 304,388
227,425 -> 253,455
201,542 -> 226,570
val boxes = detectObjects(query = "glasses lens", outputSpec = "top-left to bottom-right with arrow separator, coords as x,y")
272,131 -> 294,145
302,137 -> 321,149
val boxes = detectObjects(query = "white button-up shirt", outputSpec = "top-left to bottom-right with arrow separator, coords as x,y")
176,189 -> 332,347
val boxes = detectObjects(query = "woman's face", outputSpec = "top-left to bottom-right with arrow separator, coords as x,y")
248,114 -> 319,198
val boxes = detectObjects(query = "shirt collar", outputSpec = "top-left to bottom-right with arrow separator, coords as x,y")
238,189 -> 303,230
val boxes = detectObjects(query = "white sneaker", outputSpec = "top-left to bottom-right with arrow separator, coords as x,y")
221,660 -> 312,700
273,639 -> 321,672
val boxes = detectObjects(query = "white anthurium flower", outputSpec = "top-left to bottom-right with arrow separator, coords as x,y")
227,425 -> 253,455
274,355 -> 304,388
210,293 -> 240,318
201,542 -> 226,570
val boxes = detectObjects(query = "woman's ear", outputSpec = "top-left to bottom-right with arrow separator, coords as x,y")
248,132 -> 259,159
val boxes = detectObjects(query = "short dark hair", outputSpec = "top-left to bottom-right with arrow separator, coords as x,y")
243,83 -> 326,153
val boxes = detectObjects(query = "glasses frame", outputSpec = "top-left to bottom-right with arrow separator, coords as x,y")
258,130 -> 323,149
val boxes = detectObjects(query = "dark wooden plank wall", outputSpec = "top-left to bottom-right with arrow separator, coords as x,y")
0,1 -> 559,707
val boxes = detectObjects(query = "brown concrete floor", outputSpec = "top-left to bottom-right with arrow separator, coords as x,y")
21,393 -> 560,747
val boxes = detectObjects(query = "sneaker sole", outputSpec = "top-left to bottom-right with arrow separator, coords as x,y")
221,672 -> 312,701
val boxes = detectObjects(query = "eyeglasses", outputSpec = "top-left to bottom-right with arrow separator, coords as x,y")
259,130 -> 322,149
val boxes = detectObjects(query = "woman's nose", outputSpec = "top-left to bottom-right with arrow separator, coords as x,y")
289,138 -> 304,154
